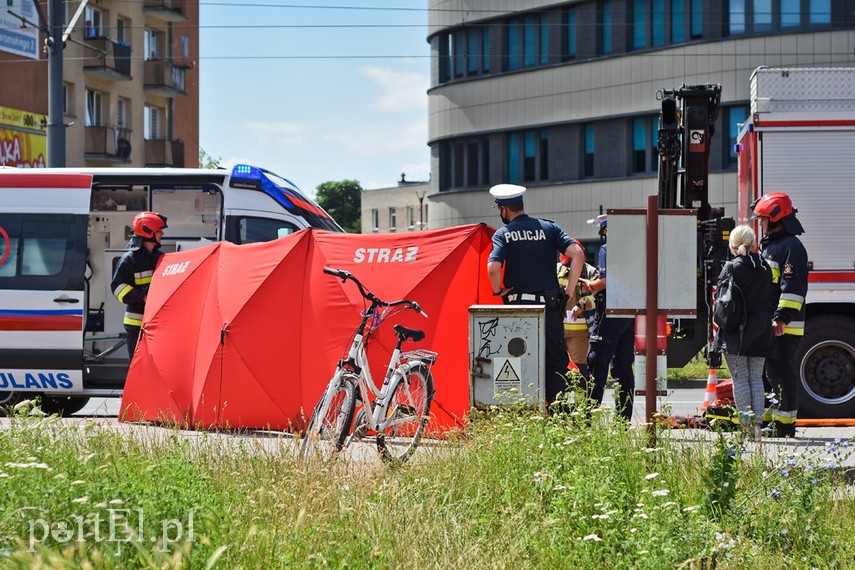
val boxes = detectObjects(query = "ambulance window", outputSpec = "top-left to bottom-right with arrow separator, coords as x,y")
237,217 -> 298,244
0,236 -> 19,277
21,221 -> 69,276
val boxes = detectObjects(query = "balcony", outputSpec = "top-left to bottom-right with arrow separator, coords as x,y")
145,139 -> 185,167
85,126 -> 133,164
144,60 -> 189,97
144,0 -> 187,22
83,38 -> 132,81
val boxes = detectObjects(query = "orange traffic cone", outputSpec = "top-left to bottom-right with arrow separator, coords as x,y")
700,369 -> 718,412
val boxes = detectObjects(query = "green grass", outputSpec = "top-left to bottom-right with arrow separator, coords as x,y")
668,355 -> 731,381
0,405 -> 852,569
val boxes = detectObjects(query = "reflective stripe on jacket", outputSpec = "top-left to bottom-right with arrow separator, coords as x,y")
760,231 -> 808,337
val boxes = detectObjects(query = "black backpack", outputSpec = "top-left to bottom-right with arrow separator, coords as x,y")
714,271 -> 747,333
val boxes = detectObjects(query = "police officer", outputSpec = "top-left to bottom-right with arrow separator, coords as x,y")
487,184 -> 585,406
751,192 -> 808,438
111,211 -> 168,359
580,214 -> 636,422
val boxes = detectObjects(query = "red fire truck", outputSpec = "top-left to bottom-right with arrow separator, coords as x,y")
735,67 -> 855,419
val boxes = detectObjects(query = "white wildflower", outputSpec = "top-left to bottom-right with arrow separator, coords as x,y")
583,534 -> 603,542
72,496 -> 89,504
70,480 -> 86,485
652,489 -> 670,497
645,472 -> 659,480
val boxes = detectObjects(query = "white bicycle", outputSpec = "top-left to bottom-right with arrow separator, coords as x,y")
300,266 -> 437,463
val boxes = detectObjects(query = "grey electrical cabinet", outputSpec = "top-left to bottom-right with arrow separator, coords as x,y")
469,305 -> 545,409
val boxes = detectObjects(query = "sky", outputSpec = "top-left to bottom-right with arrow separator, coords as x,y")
198,1 -> 431,196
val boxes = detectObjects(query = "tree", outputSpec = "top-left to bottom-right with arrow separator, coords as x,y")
315,180 -> 362,233
198,147 -> 221,169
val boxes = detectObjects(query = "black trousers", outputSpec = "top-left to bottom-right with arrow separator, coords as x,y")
507,298 -> 569,405
124,325 -> 141,360
764,333 -> 802,437
587,317 -> 635,421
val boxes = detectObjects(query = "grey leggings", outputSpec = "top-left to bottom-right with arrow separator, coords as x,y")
723,354 -> 766,423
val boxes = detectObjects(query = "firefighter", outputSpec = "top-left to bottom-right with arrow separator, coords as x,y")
487,184 -> 586,406
581,214 -> 636,422
557,243 -> 599,379
111,211 -> 168,359
751,192 -> 808,438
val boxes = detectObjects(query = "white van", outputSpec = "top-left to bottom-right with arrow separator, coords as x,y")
0,164 -> 342,414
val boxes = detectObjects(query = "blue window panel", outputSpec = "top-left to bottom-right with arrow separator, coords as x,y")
508,132 -> 521,182
567,9 -> 577,56
468,28 -> 480,73
633,0 -> 648,49
540,14 -> 549,64
691,0 -> 703,37
633,119 -> 647,151
453,30 -> 465,76
671,0 -> 685,43
524,15 -> 537,67
584,125 -> 595,177
754,0 -> 772,32
809,0 -> 830,24
729,0 -> 746,35
482,27 -> 490,71
781,0 -> 800,27
508,19 -> 521,70
652,0 -> 665,46
728,106 -> 749,161
602,1 -> 612,54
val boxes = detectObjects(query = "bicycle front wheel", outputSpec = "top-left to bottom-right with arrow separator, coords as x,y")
376,364 -> 435,462
301,375 -> 357,463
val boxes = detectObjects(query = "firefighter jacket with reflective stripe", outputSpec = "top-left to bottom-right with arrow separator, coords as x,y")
557,261 -> 598,331
760,230 -> 808,337
110,246 -> 163,327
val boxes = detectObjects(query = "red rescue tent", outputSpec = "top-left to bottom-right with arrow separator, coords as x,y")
120,224 -> 498,431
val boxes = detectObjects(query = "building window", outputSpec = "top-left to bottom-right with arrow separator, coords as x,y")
116,17 -> 128,43
809,0 -> 830,25
726,105 -> 749,164
508,129 -> 548,183
671,0 -> 685,43
781,0 -> 800,27
583,124 -> 595,178
144,28 -> 161,60
85,89 -> 102,126
754,0 -> 773,32
83,7 -> 102,38
506,14 -> 547,71
728,0 -> 746,35
389,208 -> 397,231
632,0 -> 649,49
407,206 -> 416,230
144,105 -> 162,139
62,83 -> 74,116
652,0 -> 666,46
650,116 -> 659,172
441,26 -> 490,82
117,97 -> 130,129
371,209 -> 379,232
441,137 -> 489,191
633,117 -> 657,174
599,0 -> 612,54
691,0 -> 704,37
564,8 -> 577,58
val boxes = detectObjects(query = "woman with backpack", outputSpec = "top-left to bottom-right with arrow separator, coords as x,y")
711,225 -> 777,441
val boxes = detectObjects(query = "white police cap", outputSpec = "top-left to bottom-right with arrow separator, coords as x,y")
489,183 -> 526,205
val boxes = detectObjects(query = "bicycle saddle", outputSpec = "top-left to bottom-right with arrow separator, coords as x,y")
393,324 -> 424,343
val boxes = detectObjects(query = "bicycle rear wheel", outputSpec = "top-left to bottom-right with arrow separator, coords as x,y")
376,364 -> 435,462
300,375 -> 357,463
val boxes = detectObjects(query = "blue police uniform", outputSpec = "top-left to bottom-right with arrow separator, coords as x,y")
587,243 -> 636,421
489,213 -> 573,404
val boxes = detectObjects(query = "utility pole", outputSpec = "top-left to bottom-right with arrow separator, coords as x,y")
416,190 -> 426,230
47,0 -> 65,166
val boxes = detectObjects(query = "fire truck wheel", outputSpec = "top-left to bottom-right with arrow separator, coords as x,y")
38,395 -> 91,416
798,315 -> 855,419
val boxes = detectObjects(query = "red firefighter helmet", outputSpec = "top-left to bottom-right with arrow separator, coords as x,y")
750,192 -> 795,222
132,212 -> 168,239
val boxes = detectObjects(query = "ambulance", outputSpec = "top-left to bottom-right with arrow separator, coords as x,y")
0,164 -> 342,414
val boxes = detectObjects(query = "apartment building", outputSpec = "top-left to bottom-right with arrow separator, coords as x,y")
426,1 -> 855,240
361,175 -> 430,233
0,0 -> 198,168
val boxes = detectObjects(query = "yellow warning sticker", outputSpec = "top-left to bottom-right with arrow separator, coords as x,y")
494,357 -> 521,396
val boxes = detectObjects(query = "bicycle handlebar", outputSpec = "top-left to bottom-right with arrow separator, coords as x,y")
323,266 -> 427,318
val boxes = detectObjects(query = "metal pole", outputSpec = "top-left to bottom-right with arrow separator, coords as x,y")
645,195 -> 659,444
47,0 -> 65,166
